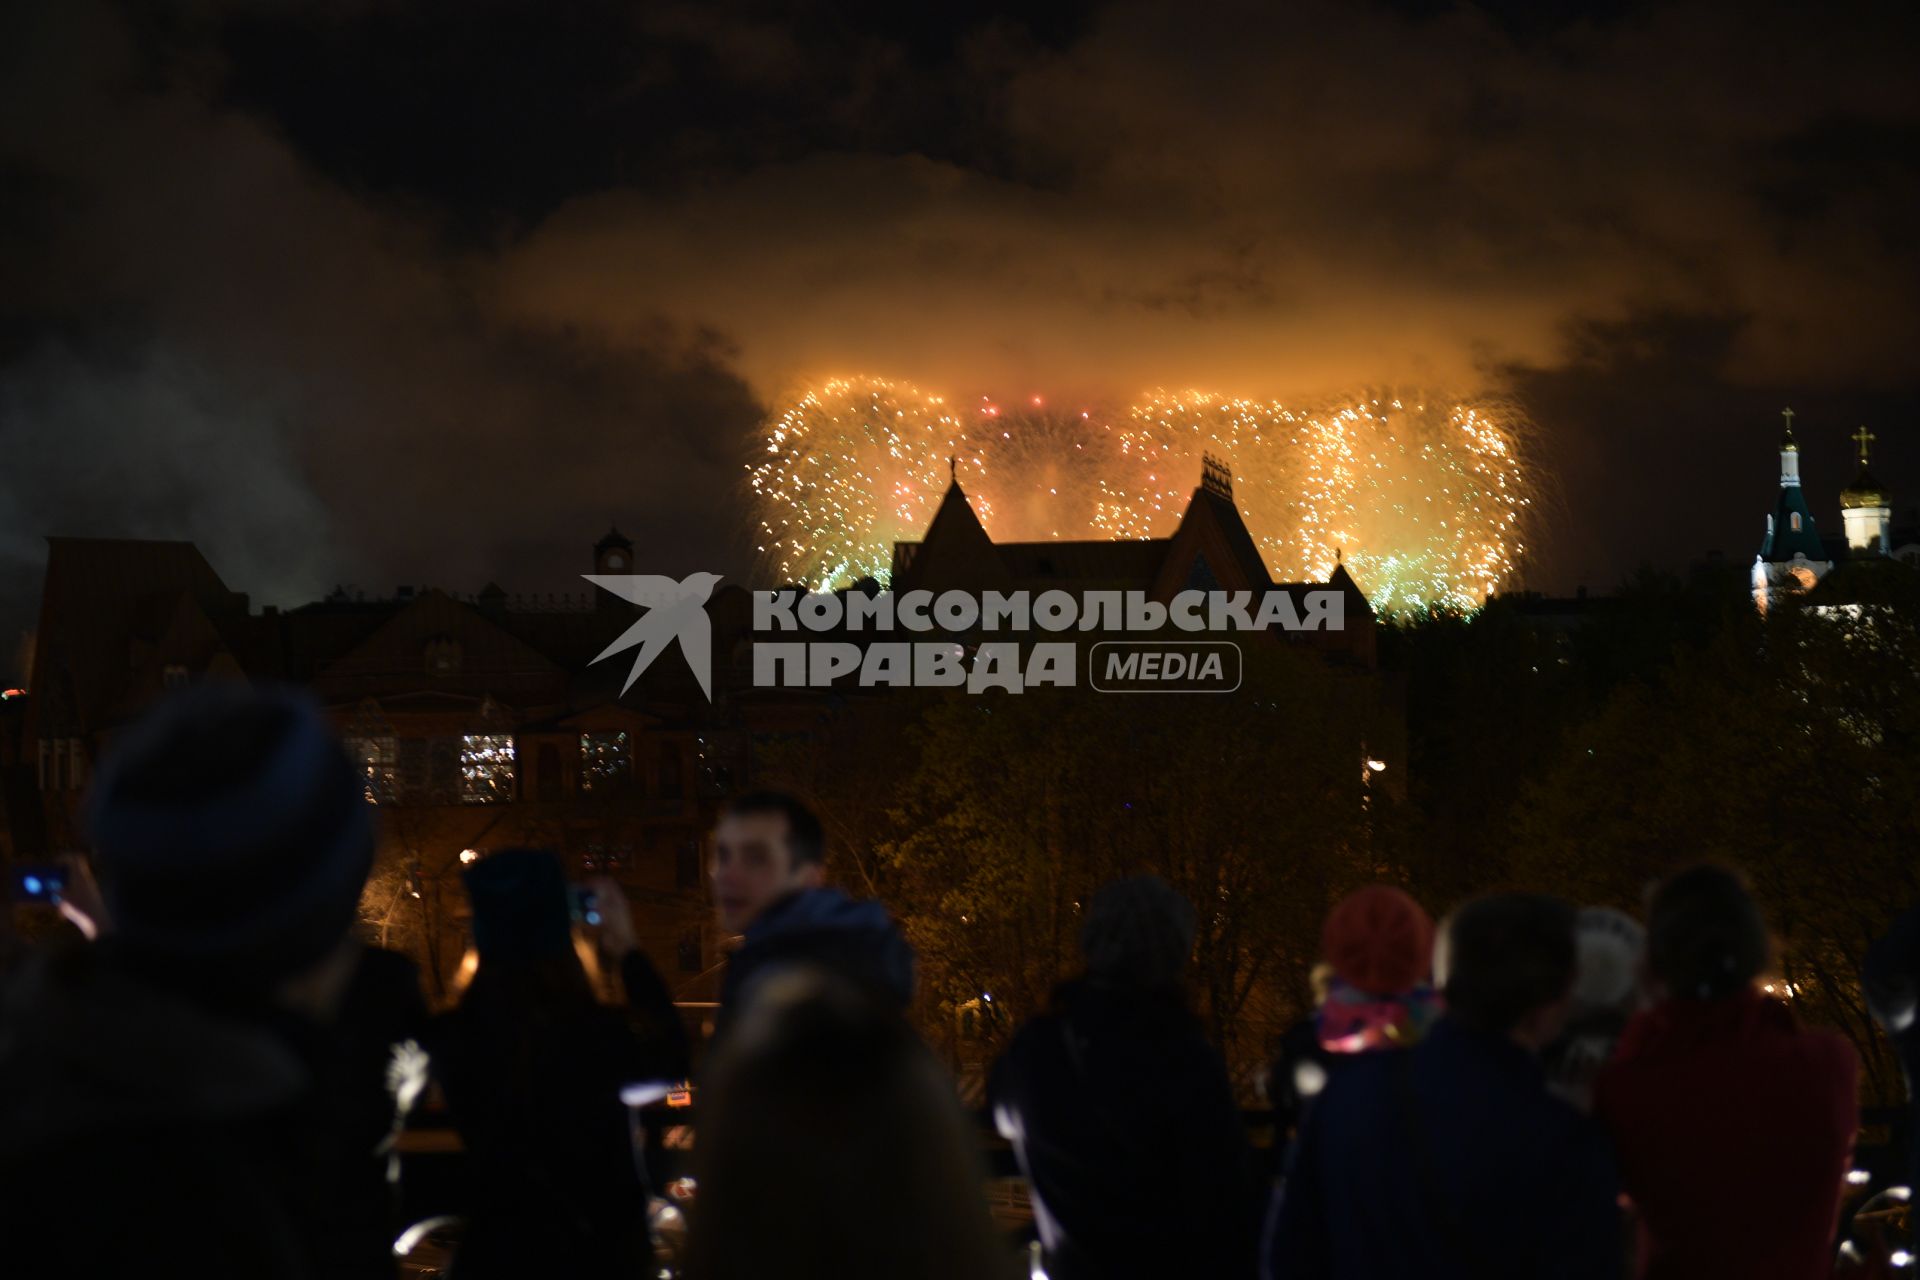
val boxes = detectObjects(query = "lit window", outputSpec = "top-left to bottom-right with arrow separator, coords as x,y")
162,664 -> 188,689
343,735 -> 398,804
580,731 -> 631,792
460,735 -> 516,804
578,843 -> 632,873
1790,512 -> 1801,531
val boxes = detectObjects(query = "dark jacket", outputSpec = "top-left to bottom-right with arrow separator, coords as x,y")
990,978 -> 1261,1280
1865,904 -> 1920,1216
1596,987 -> 1858,1280
1267,1016 -> 1621,1280
1268,1014 -> 1332,1164
426,949 -> 688,1280
305,947 -> 431,1278
717,886 -> 916,1032
0,939 -> 318,1279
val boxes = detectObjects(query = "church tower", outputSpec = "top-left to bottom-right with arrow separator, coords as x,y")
1839,426 -> 1892,556
593,525 -> 636,613
594,524 -> 634,575
1751,408 -> 1833,614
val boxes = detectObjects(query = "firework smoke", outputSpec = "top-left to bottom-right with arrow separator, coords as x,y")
748,376 -> 1531,612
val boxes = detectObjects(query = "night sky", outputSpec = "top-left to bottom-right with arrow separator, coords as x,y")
3,0 -> 1917,677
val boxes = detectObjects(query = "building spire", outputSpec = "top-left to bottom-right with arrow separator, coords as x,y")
1853,425 -> 1876,466
1777,407 -> 1802,487
948,454 -> 957,484
1199,452 -> 1233,500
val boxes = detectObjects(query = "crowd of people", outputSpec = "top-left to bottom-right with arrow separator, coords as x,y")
0,681 -> 1913,1279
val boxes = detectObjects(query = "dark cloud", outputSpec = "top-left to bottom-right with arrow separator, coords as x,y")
0,0 -> 761,668
209,0 -> 1096,232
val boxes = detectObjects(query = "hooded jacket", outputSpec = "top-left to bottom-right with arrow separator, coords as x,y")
717,886 -> 916,1032
991,978 -> 1261,1280
1267,1016 -> 1621,1280
1864,905 -> 1920,1223
1595,986 -> 1858,1280
0,940 -> 316,1278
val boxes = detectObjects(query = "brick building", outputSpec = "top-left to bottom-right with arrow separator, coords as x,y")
4,462 -> 1394,997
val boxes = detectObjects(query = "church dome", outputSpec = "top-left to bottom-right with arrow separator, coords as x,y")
1839,428 -> 1889,509
1840,468 -> 1888,510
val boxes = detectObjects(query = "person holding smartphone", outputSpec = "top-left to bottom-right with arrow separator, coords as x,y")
426,847 -> 688,1280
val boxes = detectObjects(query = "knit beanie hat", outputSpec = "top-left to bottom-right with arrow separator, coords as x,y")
88,682 -> 374,986
464,847 -> 574,965
1322,885 -> 1435,997
1080,875 -> 1196,989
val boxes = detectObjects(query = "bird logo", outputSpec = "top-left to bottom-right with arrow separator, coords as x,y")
583,572 -> 724,700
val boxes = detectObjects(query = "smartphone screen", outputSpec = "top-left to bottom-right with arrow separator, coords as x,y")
8,864 -> 69,904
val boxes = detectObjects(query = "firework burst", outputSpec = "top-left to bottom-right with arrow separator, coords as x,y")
1110,390 -> 1531,613
748,377 -> 1531,611
747,376 -> 964,588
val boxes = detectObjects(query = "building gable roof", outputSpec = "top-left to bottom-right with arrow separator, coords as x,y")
1151,484 -> 1275,600
29,538 -> 250,734
312,589 -> 567,705
891,480 -> 1011,593
1760,484 -> 1828,563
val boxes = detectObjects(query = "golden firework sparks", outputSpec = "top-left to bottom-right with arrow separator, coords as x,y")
748,377 -> 1532,612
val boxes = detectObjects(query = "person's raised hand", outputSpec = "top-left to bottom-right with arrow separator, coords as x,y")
55,853 -> 108,941
586,875 -> 637,960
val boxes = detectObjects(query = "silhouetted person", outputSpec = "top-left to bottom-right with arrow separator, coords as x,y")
426,849 -> 688,1280
1864,903 -> 1920,1247
711,791 -> 914,1039
1267,893 -> 1621,1279
1597,865 -> 1858,1280
308,943 -> 431,1277
0,684 -> 389,1279
1315,885 -> 1442,1055
990,875 -> 1260,1280
686,968 -> 1013,1280
1266,964 -> 1334,1169
1540,906 -> 1646,1113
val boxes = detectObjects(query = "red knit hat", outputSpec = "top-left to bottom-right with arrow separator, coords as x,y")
1322,885 -> 1435,996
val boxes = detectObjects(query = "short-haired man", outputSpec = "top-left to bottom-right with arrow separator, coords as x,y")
1596,865 -> 1857,1279
711,790 -> 913,1033
1266,894 -> 1621,1279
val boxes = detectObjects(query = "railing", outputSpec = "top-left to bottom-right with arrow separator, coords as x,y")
393,1104 -> 1914,1279
394,1103 -> 1914,1222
